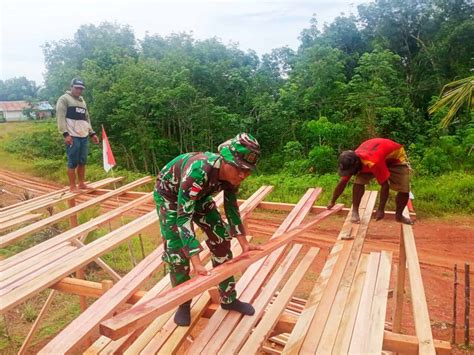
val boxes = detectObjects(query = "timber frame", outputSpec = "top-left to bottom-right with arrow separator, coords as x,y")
0,172 -> 449,354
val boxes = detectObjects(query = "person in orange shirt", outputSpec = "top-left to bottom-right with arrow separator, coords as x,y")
328,138 -> 414,225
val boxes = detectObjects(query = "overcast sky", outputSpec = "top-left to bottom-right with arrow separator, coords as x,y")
0,0 -> 366,85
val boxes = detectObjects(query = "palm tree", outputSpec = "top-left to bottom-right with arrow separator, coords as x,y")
428,75 -> 473,128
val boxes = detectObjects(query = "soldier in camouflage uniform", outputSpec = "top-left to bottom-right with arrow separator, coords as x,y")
154,133 -> 262,326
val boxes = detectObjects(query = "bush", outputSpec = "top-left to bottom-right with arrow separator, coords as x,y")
307,145 -> 337,174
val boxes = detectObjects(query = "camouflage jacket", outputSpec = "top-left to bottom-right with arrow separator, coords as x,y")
155,152 -> 245,253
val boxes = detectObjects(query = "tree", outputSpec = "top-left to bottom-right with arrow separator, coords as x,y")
0,77 -> 37,101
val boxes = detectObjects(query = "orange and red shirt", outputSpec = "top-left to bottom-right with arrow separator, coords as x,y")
343,138 -> 407,184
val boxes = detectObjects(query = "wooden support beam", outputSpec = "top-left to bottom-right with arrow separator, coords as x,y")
99,205 -> 344,340
0,176 -> 151,247
50,277 -> 145,304
17,290 -> 56,355
0,213 -> 42,233
383,331 -> 451,355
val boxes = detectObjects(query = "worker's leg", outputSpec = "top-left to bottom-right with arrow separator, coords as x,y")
351,183 -> 365,223
154,191 -> 192,325
389,165 -> 414,225
65,137 -> 79,191
77,138 -> 89,189
194,198 -> 254,315
193,197 -> 236,303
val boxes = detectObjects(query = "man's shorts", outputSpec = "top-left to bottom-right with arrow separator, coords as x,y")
354,164 -> 410,193
66,136 -> 89,169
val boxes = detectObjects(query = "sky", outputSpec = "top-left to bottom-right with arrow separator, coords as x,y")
0,0 -> 366,85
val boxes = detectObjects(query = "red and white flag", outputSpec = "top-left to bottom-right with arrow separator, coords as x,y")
102,126 -> 116,172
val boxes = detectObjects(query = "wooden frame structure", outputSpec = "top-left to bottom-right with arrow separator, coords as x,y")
0,174 -> 450,354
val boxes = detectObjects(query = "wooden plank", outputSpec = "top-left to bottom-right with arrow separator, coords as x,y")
47,186 -> 269,354
236,247 -> 319,355
0,213 -> 42,232
0,177 -> 122,220
99,205 -> 343,340
402,209 -> 436,354
0,176 -> 151,247
383,331 -> 451,355
0,186 -> 68,212
330,254 -> 370,354
348,252 -> 381,354
365,251 -> 392,354
190,188 -> 322,354
0,192 -> 153,272
393,224 -> 406,333
1,211 -> 158,313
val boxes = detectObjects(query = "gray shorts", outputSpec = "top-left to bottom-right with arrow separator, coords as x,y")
66,136 -> 89,169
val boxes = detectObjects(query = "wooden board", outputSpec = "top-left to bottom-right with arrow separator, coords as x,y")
236,247 -> 319,355
402,209 -> 436,354
0,213 -> 42,232
0,176 -> 151,247
99,205 -> 343,340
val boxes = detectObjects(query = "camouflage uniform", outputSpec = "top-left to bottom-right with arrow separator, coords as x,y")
154,152 -> 245,304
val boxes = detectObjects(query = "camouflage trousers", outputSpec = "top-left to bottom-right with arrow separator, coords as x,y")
154,190 -> 237,304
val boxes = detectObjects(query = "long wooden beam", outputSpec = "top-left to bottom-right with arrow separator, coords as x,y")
0,176 -> 151,247
0,177 -> 122,221
383,331 -> 451,355
99,204 -> 343,340
402,209 -> 436,354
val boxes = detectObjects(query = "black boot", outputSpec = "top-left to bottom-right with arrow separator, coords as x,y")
174,300 -> 191,326
221,299 -> 255,316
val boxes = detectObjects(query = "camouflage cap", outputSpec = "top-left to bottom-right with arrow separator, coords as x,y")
218,133 -> 260,171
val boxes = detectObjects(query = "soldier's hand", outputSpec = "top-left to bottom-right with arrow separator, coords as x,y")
193,263 -> 210,276
245,243 -> 264,252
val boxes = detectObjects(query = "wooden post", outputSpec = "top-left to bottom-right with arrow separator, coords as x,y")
18,290 -> 56,355
68,198 -> 87,311
465,263 -> 470,347
453,264 -> 458,344
393,224 -> 406,333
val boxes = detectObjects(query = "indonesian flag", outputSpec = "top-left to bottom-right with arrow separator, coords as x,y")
102,126 -> 116,172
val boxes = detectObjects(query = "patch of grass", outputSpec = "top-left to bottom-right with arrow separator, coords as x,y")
241,171 -> 474,217
20,301 -> 38,323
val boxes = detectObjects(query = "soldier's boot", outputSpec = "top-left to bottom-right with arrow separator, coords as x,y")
221,299 -> 255,316
174,300 -> 192,326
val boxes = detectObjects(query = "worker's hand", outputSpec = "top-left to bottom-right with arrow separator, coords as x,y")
64,135 -> 73,146
375,209 -> 385,221
327,201 -> 335,209
91,134 -> 100,145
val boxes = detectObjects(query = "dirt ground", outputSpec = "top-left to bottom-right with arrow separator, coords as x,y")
1,169 -> 473,353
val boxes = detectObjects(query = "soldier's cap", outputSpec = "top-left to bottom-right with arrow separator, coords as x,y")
338,150 -> 361,176
218,133 -> 260,171
71,78 -> 85,89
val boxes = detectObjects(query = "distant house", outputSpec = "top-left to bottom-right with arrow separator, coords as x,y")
0,100 -> 54,121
